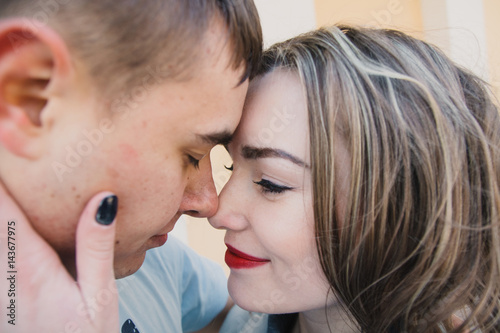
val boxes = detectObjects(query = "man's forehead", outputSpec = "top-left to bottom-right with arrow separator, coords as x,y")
195,130 -> 233,146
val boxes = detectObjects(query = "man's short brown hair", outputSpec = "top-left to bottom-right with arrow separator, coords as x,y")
1,0 -> 263,95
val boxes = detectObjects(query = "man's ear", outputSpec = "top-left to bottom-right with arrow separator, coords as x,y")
0,19 -> 72,159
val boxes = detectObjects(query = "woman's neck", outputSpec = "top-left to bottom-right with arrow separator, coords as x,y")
292,304 -> 359,333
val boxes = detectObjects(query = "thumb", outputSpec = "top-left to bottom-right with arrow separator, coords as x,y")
75,192 -> 119,323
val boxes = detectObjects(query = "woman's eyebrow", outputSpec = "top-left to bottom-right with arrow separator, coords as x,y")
241,145 -> 310,168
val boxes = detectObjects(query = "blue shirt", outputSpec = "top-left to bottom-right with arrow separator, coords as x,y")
117,236 -> 228,333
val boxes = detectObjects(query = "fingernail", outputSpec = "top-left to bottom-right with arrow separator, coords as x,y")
96,195 -> 118,225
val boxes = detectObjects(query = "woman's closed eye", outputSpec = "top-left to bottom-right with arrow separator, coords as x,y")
254,179 -> 293,194
224,163 -> 294,195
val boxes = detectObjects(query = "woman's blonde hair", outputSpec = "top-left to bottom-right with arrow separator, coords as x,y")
257,26 -> 500,332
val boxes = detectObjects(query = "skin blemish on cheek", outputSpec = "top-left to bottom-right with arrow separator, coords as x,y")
119,143 -> 139,160
119,143 -> 139,157
107,166 -> 119,179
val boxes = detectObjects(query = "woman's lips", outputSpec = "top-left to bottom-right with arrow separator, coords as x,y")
225,244 -> 270,269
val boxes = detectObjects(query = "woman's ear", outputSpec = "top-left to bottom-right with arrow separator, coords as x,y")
0,19 -> 71,159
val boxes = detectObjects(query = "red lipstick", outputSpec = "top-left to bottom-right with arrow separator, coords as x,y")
225,244 -> 270,269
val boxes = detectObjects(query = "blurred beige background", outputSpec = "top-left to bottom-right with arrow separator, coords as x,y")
171,0 -> 500,276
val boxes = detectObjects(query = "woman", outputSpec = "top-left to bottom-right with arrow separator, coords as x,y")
211,25 -> 500,332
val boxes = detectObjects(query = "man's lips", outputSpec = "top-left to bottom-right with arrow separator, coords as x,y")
225,244 -> 270,269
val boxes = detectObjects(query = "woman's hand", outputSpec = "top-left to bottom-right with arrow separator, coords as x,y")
0,183 -> 119,332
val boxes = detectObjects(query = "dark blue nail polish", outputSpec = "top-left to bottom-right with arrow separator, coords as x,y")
96,195 -> 118,225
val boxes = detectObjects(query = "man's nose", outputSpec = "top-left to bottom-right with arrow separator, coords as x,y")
179,155 -> 218,218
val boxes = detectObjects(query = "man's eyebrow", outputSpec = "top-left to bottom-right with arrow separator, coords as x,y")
196,131 -> 233,146
242,145 -> 309,168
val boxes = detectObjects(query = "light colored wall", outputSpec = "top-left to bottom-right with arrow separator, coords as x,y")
314,0 -> 499,97
484,0 -> 500,97
252,0 -> 318,48
314,0 -> 423,36
421,0 -> 489,80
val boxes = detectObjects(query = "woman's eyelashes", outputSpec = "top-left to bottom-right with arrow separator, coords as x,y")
254,179 -> 293,194
224,163 -> 293,195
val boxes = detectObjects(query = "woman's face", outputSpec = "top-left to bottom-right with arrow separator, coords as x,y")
209,70 -> 333,314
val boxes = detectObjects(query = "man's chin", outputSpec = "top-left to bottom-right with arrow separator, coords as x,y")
113,234 -> 170,279
113,252 -> 147,279
148,233 -> 169,248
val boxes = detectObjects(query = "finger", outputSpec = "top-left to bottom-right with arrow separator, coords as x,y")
0,181 -> 59,284
75,192 -> 118,320
0,182 -> 61,332
0,181 -> 53,257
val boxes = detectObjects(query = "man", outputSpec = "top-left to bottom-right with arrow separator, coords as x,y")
0,0 -> 262,331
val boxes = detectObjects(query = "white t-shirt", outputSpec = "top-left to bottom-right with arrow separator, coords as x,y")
117,236 -> 228,333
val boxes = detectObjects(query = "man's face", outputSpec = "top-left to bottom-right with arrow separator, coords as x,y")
19,22 -> 247,278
